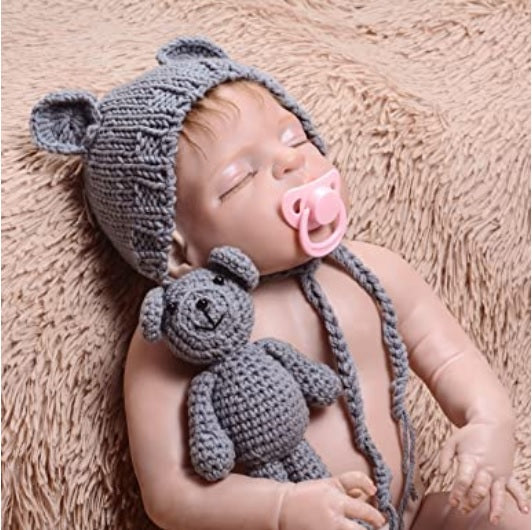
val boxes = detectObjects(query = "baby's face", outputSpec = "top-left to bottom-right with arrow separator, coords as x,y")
174,82 -> 348,275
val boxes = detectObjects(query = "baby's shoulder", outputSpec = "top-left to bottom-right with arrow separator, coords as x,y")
343,239 -> 403,269
337,239 -> 408,285
340,239 -> 432,319
337,239 -> 420,301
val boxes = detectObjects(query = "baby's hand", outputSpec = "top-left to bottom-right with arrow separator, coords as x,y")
277,470 -> 386,530
439,420 -> 530,524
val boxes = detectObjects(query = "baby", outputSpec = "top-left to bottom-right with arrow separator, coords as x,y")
29,36 -> 530,529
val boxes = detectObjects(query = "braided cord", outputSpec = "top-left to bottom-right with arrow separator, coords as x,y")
259,244 -> 419,529
328,244 -> 418,520
297,264 -> 400,529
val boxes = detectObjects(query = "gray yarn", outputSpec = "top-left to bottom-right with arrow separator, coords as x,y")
140,246 -> 342,482
328,245 -> 418,514
143,243 -> 418,529
262,244 -> 417,530
299,269 -> 398,529
29,35 -> 327,285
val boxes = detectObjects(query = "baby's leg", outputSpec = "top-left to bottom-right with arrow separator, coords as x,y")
282,439 -> 330,481
247,460 -> 289,481
410,491 -> 530,530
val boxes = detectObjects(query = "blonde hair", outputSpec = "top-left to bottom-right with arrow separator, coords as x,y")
180,79 -> 267,159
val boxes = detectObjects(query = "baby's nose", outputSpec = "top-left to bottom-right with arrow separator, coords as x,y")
272,146 -> 305,179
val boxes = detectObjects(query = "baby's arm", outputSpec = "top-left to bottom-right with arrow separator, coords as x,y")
123,325 -> 288,530
347,240 -> 529,519
348,240 -> 516,427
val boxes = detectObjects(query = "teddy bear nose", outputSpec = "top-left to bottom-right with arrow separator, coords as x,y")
196,298 -> 210,310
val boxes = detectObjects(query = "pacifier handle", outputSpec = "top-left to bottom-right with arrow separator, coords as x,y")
298,204 -> 347,257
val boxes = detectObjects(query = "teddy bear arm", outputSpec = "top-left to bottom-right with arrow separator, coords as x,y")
256,338 -> 342,407
188,371 -> 236,482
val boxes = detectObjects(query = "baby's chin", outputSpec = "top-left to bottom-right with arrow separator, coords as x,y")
263,254 -> 314,275
257,223 -> 341,276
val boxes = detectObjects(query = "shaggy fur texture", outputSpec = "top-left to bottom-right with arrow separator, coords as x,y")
2,0 -> 529,528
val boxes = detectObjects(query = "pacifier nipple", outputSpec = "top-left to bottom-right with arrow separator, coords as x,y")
281,167 -> 347,257
309,187 -> 338,226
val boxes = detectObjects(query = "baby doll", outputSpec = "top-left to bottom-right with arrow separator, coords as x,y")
29,36 -> 530,530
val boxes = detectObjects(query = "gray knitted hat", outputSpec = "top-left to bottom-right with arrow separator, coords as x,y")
29,35 -> 327,285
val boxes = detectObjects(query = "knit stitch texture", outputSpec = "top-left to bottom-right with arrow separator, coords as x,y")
140,246 -> 341,482
29,36 -> 326,285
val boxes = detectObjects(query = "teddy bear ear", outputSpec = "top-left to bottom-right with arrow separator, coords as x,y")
207,246 -> 260,291
29,90 -> 100,155
155,35 -> 229,66
139,287 -> 165,342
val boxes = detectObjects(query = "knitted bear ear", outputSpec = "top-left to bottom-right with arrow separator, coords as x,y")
156,35 -> 229,66
207,246 -> 260,291
139,287 -> 165,342
29,90 -> 100,155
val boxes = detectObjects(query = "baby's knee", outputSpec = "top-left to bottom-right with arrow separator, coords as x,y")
464,492 -> 529,530
487,495 -> 530,530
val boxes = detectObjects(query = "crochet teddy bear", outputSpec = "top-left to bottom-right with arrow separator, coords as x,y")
139,245 -> 343,482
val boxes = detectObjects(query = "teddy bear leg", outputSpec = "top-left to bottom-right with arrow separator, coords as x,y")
282,439 -> 331,482
247,460 -> 289,482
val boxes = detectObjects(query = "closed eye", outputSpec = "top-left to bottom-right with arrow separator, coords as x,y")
218,139 -> 310,201
219,169 -> 258,201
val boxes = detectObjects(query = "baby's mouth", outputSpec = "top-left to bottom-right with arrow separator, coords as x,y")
308,221 -> 333,237
195,311 -> 225,331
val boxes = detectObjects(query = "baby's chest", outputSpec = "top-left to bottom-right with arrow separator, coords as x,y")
249,265 -> 408,501
250,264 -> 388,377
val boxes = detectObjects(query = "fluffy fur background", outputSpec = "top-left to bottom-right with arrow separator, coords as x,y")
2,0 -> 530,528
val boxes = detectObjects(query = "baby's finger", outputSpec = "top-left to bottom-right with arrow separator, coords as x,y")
450,456 -> 477,508
338,519 -> 383,530
344,497 -> 386,529
347,487 -> 371,502
338,520 -> 380,530
489,478 -> 506,525
506,476 -> 530,514
465,469 -> 493,511
336,471 -> 377,498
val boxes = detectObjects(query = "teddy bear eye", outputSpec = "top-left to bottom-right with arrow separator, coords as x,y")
213,275 -> 225,285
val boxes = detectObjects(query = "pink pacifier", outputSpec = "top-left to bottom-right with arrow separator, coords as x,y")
281,167 -> 347,257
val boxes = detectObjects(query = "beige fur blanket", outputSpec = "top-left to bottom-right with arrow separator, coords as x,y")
2,0 -> 530,527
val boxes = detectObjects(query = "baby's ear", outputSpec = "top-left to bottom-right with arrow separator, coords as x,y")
156,35 -> 229,66
29,90 -> 100,155
207,246 -> 259,291
139,287 -> 165,342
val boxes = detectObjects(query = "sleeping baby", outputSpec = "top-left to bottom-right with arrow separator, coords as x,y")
29,35 -> 530,529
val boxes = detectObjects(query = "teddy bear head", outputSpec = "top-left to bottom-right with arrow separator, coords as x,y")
140,246 -> 260,365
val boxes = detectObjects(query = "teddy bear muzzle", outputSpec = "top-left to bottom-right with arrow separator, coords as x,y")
193,297 -> 226,331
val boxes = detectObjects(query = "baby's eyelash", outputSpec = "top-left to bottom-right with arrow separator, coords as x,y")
220,170 -> 258,200
219,140 -> 309,201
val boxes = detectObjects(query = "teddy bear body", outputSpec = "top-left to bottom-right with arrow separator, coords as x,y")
208,343 -> 309,468
141,246 -> 342,483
